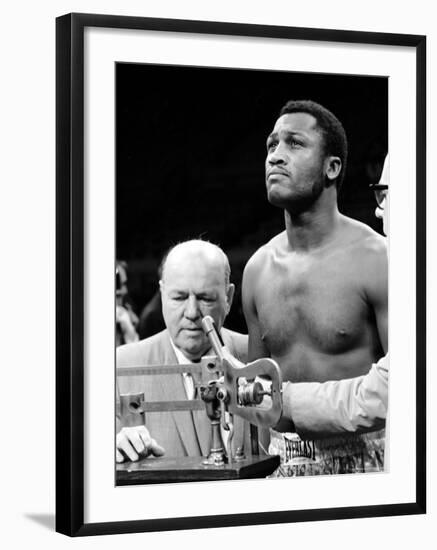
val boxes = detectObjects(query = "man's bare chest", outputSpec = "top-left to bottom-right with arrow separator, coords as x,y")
254,255 -> 369,355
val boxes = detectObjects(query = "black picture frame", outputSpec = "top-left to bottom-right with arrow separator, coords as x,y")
56,12 -> 426,537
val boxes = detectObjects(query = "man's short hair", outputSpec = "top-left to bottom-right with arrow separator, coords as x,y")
160,239 -> 231,288
279,99 -> 348,189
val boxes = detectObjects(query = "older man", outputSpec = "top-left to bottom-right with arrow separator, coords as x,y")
116,240 -> 248,462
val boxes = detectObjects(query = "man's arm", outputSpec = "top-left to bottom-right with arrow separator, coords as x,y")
365,237 -> 388,354
116,343 -> 166,462
242,254 -> 276,449
281,355 -> 388,438
242,253 -> 270,361
115,398 -> 166,462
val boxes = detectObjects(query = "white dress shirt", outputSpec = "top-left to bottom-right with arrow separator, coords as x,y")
169,339 -> 229,447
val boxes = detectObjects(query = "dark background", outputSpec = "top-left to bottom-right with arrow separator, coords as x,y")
116,63 -> 388,335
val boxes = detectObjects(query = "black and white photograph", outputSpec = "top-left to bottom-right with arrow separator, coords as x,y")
115,63 -> 389,484
2,0 -> 434,546
53,12 -> 425,537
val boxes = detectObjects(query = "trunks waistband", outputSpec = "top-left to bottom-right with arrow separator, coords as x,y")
268,428 -> 385,476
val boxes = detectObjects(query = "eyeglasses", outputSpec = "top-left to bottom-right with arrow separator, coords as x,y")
369,184 -> 388,209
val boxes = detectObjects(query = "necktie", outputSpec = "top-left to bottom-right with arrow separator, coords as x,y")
184,358 -> 201,400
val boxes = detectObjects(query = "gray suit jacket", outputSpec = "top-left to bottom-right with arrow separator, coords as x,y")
117,328 -> 250,457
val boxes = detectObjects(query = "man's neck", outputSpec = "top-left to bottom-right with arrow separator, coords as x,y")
284,192 -> 341,252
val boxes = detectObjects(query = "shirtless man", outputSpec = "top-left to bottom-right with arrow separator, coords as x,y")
243,100 -> 387,475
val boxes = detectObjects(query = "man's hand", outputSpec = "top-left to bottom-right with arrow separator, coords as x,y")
116,425 -> 165,463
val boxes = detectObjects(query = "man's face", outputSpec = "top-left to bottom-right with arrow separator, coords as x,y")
374,155 -> 389,236
160,253 -> 234,360
265,112 -> 329,210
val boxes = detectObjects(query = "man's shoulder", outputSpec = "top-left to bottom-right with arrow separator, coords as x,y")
117,330 -> 170,366
221,327 -> 249,361
244,231 -> 286,274
340,217 -> 387,296
222,327 -> 248,347
341,215 -> 387,257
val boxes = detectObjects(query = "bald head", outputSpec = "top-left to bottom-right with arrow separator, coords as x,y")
159,240 -> 234,359
161,240 -> 231,288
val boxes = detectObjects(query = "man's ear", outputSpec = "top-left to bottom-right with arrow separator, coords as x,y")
325,156 -> 342,185
159,279 -> 164,295
226,283 -> 235,314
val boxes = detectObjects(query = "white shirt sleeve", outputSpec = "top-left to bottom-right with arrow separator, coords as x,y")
282,354 -> 389,438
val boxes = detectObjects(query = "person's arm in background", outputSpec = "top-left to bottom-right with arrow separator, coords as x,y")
281,355 -> 388,439
116,304 -> 139,345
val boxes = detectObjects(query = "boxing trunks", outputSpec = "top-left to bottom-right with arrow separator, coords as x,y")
268,428 -> 385,477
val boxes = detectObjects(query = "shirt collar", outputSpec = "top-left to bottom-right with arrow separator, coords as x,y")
169,338 -> 211,364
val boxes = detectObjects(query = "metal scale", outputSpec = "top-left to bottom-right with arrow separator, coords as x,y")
116,316 -> 283,484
